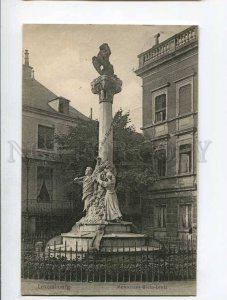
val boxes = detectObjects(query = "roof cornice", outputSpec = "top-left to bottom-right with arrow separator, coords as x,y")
22,105 -> 81,123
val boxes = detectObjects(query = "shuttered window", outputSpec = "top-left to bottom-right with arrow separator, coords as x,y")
179,84 -> 192,115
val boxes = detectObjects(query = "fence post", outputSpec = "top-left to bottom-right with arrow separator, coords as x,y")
128,247 -> 131,282
158,242 -> 160,282
27,251 -> 30,279
134,242 -> 137,281
64,241 -> 67,282
81,247 -> 84,282
53,242 -> 56,281
38,247 -> 41,280
98,252 -> 101,282
187,239 -> 189,280
59,247 -> 62,281
140,246 -> 143,282
191,238 -> 194,279
70,247 -> 72,282
48,246 -> 51,280
110,245 -> 113,282
75,242 -> 78,282
174,242 -> 177,280
146,244 -> 149,282
182,238 -> 185,280
116,247 -> 119,282
104,247 -> 107,282
168,239 -> 170,281
92,248 -> 95,282
151,243 -> 154,282
43,248 -> 46,280
86,244 -> 89,282
122,242 -> 125,282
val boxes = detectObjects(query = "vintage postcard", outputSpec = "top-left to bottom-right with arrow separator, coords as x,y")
21,24 -> 198,296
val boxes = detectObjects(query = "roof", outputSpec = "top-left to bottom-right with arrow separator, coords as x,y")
22,67 -> 89,121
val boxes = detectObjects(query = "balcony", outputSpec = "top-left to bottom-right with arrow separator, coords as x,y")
148,174 -> 196,192
22,199 -> 74,216
136,26 -> 198,71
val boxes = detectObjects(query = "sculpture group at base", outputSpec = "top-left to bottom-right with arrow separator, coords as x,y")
45,44 -> 150,254
74,158 -> 122,225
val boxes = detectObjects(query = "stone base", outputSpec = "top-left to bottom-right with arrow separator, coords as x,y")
71,221 -> 133,234
46,222 -> 156,253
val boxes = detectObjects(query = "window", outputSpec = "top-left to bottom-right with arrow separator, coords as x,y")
155,94 -> 166,123
37,167 -> 53,202
38,125 -> 54,150
176,77 -> 193,116
179,144 -> 192,173
179,204 -> 192,229
179,84 -> 192,115
155,149 -> 166,176
155,205 -> 167,228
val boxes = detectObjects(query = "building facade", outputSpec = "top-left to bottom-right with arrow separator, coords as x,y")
135,26 -> 198,240
22,50 -> 89,235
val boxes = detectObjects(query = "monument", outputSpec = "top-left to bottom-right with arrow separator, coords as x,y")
47,43 -> 154,253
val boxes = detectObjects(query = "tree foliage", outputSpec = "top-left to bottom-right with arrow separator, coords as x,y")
56,109 -> 157,202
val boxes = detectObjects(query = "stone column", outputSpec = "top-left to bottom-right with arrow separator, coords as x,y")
91,75 -> 122,164
99,100 -> 113,163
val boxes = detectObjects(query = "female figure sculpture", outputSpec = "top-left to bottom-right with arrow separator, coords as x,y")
97,169 -> 122,223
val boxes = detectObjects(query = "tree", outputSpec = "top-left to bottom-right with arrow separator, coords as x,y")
55,109 -> 157,210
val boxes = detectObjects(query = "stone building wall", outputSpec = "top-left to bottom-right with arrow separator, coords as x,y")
136,26 -> 198,240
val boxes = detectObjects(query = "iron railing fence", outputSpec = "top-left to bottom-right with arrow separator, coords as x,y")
22,231 -> 63,251
22,238 -> 196,282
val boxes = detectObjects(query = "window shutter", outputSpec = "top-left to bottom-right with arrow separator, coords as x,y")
179,84 -> 191,115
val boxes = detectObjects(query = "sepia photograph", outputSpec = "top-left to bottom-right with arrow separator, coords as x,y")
21,24 -> 198,296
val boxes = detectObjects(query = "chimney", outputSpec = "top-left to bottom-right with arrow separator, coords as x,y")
90,108 -> 93,120
154,33 -> 160,46
24,49 -> 29,66
23,49 -> 33,79
59,97 -> 70,114
31,69 -> 35,79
